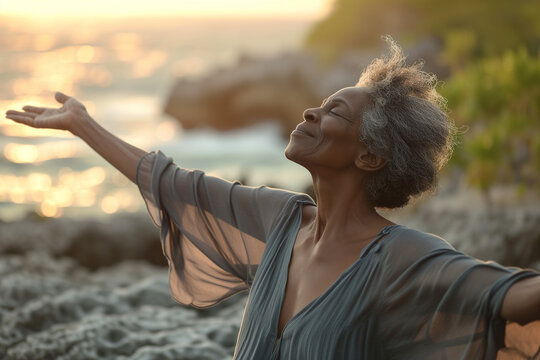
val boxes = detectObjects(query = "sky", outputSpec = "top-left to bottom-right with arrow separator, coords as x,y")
0,0 -> 332,18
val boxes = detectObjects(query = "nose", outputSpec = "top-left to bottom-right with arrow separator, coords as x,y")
303,108 -> 318,123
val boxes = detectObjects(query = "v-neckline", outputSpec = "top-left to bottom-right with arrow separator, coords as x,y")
274,202 -> 397,343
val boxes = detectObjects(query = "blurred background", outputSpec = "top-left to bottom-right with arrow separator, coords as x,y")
0,1 -> 327,221
1,1 -> 539,359
1,0 -> 539,221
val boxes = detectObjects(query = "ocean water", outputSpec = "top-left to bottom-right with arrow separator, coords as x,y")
0,16 -> 314,221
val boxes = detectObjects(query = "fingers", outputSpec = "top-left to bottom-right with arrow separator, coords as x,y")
7,109 -> 37,118
6,110 -> 37,119
22,105 -> 46,114
5,112 -> 40,128
55,91 -> 71,104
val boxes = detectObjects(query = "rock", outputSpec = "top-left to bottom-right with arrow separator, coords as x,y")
530,261 -> 540,272
406,206 -> 540,268
0,213 -> 165,270
0,186 -> 538,359
0,250 -> 240,360
164,52 -> 328,138
0,214 -> 248,360
163,40 -> 446,139
384,180 -> 540,269
163,50 -> 381,138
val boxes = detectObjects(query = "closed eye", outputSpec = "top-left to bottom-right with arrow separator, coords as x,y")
329,109 -> 349,121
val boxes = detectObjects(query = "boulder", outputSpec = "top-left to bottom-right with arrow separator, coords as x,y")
163,39 -> 447,138
163,51 -> 366,137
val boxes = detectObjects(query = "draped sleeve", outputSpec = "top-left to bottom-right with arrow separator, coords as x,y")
136,150 -> 299,308
377,227 -> 540,359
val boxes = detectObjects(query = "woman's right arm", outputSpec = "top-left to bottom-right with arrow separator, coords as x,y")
6,91 -> 303,308
5,91 -> 146,183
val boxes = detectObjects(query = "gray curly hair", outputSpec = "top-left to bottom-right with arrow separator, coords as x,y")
357,36 -> 456,208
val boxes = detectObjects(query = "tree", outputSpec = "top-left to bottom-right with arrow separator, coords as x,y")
441,49 -> 540,198
305,0 -> 540,67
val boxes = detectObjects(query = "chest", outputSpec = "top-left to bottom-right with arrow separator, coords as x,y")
277,239 -> 369,336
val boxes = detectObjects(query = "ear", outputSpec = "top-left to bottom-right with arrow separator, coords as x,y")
354,147 -> 387,172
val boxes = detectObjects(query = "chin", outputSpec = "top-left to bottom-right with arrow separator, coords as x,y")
284,145 -> 309,169
284,146 -> 295,162
284,141 -> 299,162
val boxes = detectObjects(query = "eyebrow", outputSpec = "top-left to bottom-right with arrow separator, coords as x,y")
332,98 -> 351,112
322,97 -> 352,114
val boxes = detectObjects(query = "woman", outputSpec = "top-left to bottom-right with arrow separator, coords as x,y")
6,38 -> 540,359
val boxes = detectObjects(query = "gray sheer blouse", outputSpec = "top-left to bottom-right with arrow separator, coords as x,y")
136,150 -> 540,359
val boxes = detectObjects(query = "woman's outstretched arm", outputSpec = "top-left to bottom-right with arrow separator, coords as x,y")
5,91 -> 147,183
501,275 -> 540,325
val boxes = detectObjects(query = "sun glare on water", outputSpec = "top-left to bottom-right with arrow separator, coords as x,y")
4,142 -> 80,163
0,1 -> 325,220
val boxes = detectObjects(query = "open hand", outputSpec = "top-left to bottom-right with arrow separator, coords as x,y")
5,92 -> 91,133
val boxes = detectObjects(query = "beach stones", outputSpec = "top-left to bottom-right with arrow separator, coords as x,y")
1,195 -> 538,358
0,250 -> 242,360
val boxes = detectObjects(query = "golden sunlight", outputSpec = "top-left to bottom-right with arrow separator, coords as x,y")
4,144 -> 38,163
4,141 -> 80,163
155,120 -> 177,142
74,189 -> 96,207
76,46 -> 95,63
0,0 -> 330,18
34,34 -> 55,51
41,200 -> 62,217
101,195 -> 119,214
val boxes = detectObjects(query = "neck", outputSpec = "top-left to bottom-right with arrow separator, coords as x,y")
308,167 -> 391,244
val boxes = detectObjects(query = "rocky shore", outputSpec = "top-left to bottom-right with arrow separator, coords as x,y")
0,185 -> 539,359
0,213 -> 245,360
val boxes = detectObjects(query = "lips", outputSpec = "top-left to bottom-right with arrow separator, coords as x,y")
292,126 -> 314,137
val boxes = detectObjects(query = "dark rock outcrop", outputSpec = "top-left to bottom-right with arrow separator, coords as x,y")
163,40 -> 446,138
0,213 -> 165,270
164,52 -> 337,137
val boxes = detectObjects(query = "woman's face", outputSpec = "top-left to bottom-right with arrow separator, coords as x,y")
285,86 -> 373,171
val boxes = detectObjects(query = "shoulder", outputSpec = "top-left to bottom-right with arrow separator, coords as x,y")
380,225 -> 456,267
386,226 -> 454,251
255,185 -> 314,204
263,190 -> 314,236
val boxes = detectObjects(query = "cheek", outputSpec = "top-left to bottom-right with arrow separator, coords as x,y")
320,119 -> 355,141
318,130 -> 361,162
320,123 -> 358,150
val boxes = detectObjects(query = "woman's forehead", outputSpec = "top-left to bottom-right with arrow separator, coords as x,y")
327,87 -> 373,112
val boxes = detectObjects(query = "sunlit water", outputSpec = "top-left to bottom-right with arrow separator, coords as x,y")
0,16 -> 314,221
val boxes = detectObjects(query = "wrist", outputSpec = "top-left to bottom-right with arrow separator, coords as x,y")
70,113 -> 96,138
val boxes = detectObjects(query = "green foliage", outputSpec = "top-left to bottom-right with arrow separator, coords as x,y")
307,0 -> 540,196
441,49 -> 540,192
306,0 -> 540,66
